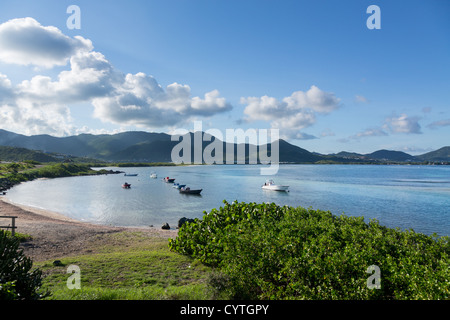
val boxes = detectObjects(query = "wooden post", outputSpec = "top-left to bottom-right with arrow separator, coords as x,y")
0,216 -> 18,236
11,216 -> 15,236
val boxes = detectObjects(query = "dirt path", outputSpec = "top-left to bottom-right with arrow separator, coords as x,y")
0,198 -> 177,262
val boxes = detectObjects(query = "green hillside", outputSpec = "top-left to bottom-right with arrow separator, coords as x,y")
416,146 -> 450,162
0,146 -> 57,162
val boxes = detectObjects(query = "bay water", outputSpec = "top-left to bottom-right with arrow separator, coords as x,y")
5,164 -> 450,236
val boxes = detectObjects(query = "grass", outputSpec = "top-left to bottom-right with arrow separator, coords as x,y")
35,231 -> 212,300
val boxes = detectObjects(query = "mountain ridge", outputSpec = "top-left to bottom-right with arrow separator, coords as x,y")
0,129 -> 448,164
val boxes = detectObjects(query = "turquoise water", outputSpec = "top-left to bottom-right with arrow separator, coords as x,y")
5,164 -> 450,236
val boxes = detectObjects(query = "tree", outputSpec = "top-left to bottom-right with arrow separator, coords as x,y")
0,231 -> 49,300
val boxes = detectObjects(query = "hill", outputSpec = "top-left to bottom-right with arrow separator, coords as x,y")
364,150 -> 417,162
416,146 -> 450,162
0,129 -> 448,164
0,129 -> 323,163
0,146 -> 58,162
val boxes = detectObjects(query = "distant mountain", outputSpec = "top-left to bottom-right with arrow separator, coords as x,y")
0,146 -> 58,162
277,139 -> 323,163
364,150 -> 417,162
329,149 -> 418,162
0,129 -> 321,163
0,129 -> 448,164
334,151 -> 364,158
416,147 -> 450,162
0,129 -> 171,160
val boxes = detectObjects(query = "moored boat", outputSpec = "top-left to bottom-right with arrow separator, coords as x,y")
124,173 -> 138,176
163,177 -> 175,183
150,172 -> 157,179
261,179 -> 289,192
173,183 -> 186,189
122,182 -> 131,189
179,187 -> 202,195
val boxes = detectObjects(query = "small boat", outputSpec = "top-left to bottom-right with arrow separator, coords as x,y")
150,172 -> 157,179
179,187 -> 202,195
122,182 -> 131,189
261,179 -> 289,192
124,173 -> 138,176
173,183 -> 186,189
163,177 -> 175,183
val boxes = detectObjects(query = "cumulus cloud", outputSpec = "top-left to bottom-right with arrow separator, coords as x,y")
343,113 -> 422,143
0,17 -> 92,68
91,73 -> 231,128
241,85 -> 340,140
348,127 -> 388,140
383,114 -> 422,134
0,18 -> 232,135
427,119 -> 450,129
0,73 -> 14,104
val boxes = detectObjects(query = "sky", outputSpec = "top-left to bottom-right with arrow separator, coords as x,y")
0,0 -> 449,155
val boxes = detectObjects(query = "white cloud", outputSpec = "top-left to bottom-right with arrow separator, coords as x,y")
354,95 -> 369,104
0,73 -> 14,104
241,85 -> 340,140
344,114 -> 422,143
91,72 -> 231,128
427,119 -> 450,129
350,128 -> 388,140
190,89 -> 232,116
0,17 -> 92,68
0,18 -> 232,135
383,114 -> 422,134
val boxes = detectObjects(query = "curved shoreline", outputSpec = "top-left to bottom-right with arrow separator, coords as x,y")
0,197 -> 178,262
1,196 -> 84,223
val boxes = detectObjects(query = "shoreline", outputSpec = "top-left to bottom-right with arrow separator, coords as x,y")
1,196 -> 85,223
0,197 -> 178,262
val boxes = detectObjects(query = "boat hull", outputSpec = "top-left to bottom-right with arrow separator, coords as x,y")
262,185 -> 289,191
180,189 -> 202,195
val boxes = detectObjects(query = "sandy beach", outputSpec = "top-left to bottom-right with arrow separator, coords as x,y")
0,197 -> 178,262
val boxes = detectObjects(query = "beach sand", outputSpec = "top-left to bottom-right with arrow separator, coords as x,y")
0,197 -> 178,262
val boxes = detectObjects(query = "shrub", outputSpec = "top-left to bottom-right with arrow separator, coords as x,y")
169,201 -> 450,300
0,231 -> 49,300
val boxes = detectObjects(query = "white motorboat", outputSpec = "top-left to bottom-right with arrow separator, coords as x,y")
261,179 -> 289,192
150,172 -> 157,179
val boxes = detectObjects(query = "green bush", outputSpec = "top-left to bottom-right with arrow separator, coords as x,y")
169,201 -> 450,300
0,231 -> 49,300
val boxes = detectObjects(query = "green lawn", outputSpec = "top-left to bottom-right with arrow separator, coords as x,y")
36,231 -> 212,300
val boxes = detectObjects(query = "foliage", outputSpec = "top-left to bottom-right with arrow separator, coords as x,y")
0,146 -> 57,163
38,231 -> 211,300
169,201 -> 450,300
2,163 -> 110,185
0,231 -> 49,300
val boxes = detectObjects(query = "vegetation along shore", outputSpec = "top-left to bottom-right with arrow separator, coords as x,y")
1,194 -> 449,300
0,160 -> 448,300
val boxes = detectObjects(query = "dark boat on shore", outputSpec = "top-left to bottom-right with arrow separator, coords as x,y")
179,187 -> 202,195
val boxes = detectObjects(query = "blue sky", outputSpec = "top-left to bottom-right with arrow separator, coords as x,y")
0,0 -> 449,155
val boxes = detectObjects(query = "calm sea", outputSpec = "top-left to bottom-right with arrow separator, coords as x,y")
5,164 -> 450,236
